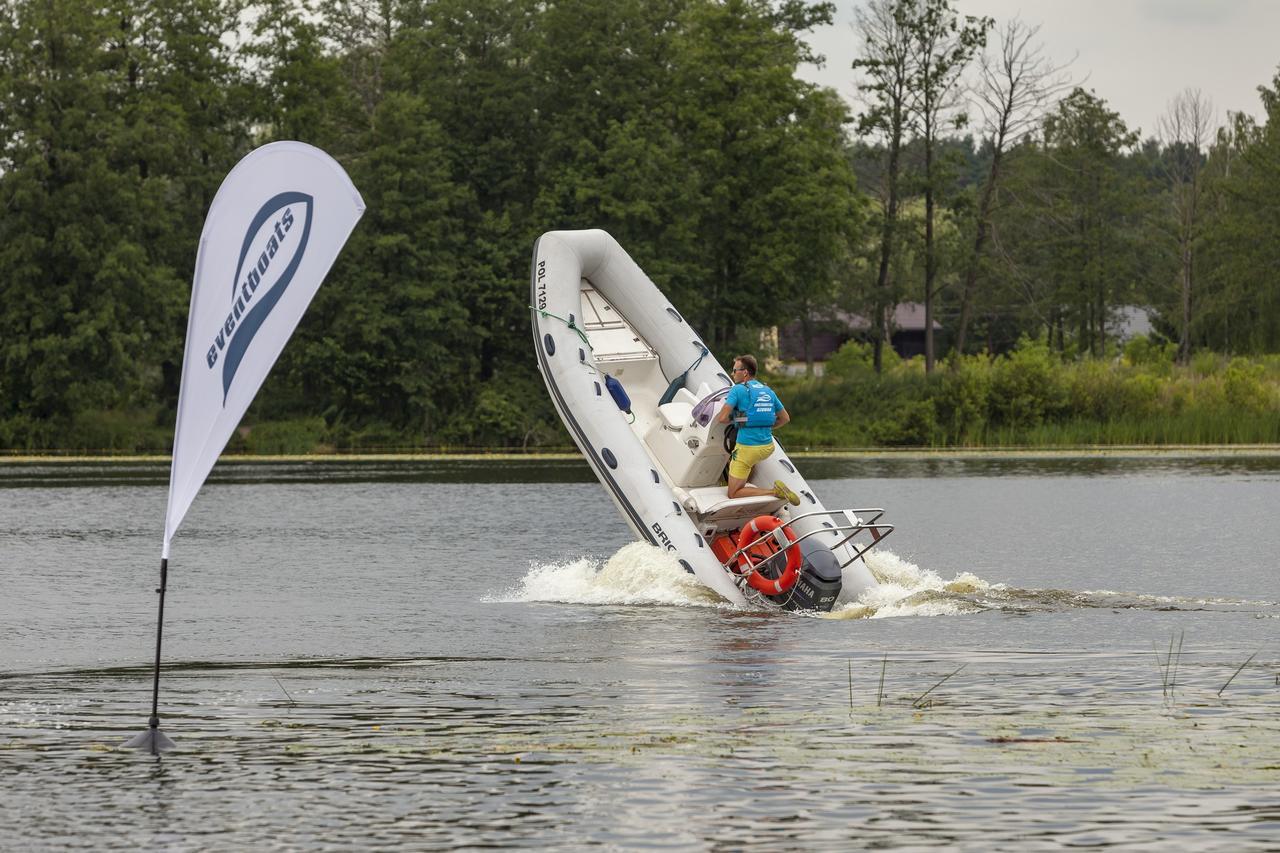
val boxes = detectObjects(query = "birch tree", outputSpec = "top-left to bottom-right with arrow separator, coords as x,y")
1156,88 -> 1214,363
905,0 -> 988,372
852,0 -> 912,373
954,18 -> 1071,356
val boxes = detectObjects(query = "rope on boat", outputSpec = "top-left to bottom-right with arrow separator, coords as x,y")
659,344 -> 710,406
532,306 -> 646,425
532,305 -> 592,349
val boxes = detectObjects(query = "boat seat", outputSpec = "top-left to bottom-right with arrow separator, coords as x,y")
673,486 -> 786,532
671,387 -> 700,407
657,401 -> 694,430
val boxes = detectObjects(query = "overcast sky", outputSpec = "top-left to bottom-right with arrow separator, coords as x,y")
798,0 -> 1280,139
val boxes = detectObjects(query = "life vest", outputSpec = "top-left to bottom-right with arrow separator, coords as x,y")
738,379 -> 777,429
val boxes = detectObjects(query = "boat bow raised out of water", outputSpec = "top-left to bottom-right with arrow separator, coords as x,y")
531,229 -> 892,611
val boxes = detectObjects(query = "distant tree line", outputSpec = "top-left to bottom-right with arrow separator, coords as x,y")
1,0 -> 1278,450
849,1 -> 1280,374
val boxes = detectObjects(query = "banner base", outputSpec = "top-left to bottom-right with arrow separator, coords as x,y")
123,727 -> 176,754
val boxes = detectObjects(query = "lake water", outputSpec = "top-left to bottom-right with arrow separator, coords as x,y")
2,454 -> 1278,849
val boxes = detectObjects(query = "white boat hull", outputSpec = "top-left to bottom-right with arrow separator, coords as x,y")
531,229 -> 881,609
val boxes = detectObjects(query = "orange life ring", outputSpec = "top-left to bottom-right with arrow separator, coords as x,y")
736,515 -> 802,595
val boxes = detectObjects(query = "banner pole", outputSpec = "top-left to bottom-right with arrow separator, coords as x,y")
124,557 -> 175,753
120,141 -> 364,754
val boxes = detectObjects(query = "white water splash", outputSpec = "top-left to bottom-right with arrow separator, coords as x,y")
501,540 -> 996,618
498,541 -> 727,607
827,549 -> 995,620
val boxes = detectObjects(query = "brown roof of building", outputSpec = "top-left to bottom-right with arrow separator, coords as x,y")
806,303 -> 941,331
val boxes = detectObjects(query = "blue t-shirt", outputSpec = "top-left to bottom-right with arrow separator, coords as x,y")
726,379 -> 784,446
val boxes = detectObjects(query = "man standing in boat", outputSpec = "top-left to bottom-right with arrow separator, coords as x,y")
718,355 -> 801,505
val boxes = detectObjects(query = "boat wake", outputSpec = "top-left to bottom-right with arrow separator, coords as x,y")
502,542 -> 1278,619
499,542 -> 986,615
500,542 -> 728,608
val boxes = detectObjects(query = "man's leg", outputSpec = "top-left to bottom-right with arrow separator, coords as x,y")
726,472 -> 778,499
727,443 -> 780,499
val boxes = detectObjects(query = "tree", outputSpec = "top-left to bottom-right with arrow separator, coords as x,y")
852,0 -> 913,372
904,0 -> 989,372
1197,72 -> 1280,353
954,18 -> 1071,357
988,91 -> 1152,356
0,0 -> 248,437
314,0 -> 402,123
529,0 -> 692,301
1155,89 -> 1215,364
767,86 -> 866,372
403,0 -> 542,384
281,92 -> 476,432
669,0 -> 854,351
248,0 -> 363,152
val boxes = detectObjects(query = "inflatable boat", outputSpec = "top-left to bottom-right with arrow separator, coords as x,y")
531,229 -> 892,611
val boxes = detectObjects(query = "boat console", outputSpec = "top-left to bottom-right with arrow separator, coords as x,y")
642,388 -> 736,490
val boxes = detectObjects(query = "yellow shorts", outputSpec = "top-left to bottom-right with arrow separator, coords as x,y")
728,441 -> 775,480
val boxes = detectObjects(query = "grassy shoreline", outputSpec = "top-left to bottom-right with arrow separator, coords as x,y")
8,344 -> 1280,455
4,444 -> 1280,465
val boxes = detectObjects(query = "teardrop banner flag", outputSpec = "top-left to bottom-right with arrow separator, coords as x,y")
126,141 -> 365,753
165,142 -> 365,556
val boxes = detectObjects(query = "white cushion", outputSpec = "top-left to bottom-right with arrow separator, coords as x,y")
657,402 -> 693,430
672,387 -> 700,407
674,486 -> 784,524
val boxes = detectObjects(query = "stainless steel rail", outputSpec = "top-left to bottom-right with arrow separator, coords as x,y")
723,507 -> 894,579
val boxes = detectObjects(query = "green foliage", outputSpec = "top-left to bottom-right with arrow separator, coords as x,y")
1195,72 -> 1280,354
935,353 -> 992,444
1066,361 -> 1162,420
989,337 -> 1066,428
0,0 -> 247,426
0,0 -> 874,451
1123,335 -> 1177,370
825,340 -> 885,380
1190,350 -> 1222,376
0,409 -> 169,453
777,349 -> 1280,448
980,88 -> 1154,357
904,0 -> 992,371
325,421 -> 419,453
63,410 -> 168,453
5,0 -> 1280,453
870,398 -> 939,446
438,371 -> 564,449
238,417 -> 329,455
0,415 -> 56,451
667,0 -> 858,349
1223,357 -> 1271,413
774,366 -> 940,448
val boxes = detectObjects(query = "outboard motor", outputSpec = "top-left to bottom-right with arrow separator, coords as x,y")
773,537 -> 844,612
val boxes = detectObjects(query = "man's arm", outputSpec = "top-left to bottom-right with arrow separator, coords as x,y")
719,385 -> 744,424
774,408 -> 790,429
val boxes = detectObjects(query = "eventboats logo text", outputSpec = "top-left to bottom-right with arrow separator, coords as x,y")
205,191 -> 314,402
